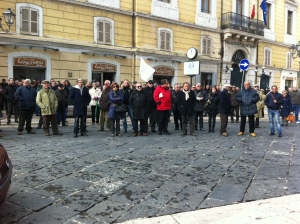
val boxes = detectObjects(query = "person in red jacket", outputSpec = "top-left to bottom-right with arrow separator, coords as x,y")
153,79 -> 172,135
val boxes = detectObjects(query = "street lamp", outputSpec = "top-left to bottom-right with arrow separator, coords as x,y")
0,8 -> 15,33
224,65 -> 233,73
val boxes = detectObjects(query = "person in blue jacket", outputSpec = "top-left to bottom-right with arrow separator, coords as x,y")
236,82 -> 260,137
108,83 -> 124,137
280,90 -> 293,126
265,85 -> 284,137
14,79 -> 37,135
219,84 -> 232,137
69,79 -> 91,138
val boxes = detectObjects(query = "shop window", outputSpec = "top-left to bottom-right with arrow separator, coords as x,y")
94,17 -> 114,45
264,48 -> 272,66
158,28 -> 173,51
287,53 -> 293,69
201,37 -> 212,56
287,11 -> 293,35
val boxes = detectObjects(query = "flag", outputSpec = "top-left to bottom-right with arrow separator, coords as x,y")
250,0 -> 255,19
260,0 -> 267,26
139,58 -> 155,82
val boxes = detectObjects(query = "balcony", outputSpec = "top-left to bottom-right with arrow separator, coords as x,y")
222,12 -> 264,42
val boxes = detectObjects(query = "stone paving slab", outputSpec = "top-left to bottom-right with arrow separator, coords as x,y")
0,120 -> 300,223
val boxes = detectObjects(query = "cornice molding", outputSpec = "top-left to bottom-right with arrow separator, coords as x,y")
261,39 -> 294,48
134,12 -> 222,33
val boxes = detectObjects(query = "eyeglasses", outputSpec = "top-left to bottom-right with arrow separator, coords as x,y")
196,86 -> 201,87
137,86 -> 142,88
113,86 -> 118,88
149,83 -> 154,85
105,84 -> 109,85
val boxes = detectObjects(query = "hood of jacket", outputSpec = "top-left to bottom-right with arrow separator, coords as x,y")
121,84 -> 131,90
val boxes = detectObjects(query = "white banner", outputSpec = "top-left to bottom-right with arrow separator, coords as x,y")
140,58 -> 155,82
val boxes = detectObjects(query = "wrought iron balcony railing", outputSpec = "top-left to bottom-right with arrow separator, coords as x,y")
222,12 -> 264,36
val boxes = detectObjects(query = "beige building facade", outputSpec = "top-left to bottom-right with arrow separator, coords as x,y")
0,0 -> 299,91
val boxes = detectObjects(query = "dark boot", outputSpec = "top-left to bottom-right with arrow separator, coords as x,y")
208,125 -> 211,133
212,125 -> 215,133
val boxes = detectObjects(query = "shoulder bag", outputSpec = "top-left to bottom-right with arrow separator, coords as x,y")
203,94 -> 211,111
270,93 -> 281,112
116,103 -> 127,113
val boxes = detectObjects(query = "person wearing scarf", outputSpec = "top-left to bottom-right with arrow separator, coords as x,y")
178,82 -> 197,136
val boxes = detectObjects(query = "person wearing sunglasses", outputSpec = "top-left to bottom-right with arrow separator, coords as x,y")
108,83 -> 124,137
98,80 -> 112,132
129,82 -> 148,136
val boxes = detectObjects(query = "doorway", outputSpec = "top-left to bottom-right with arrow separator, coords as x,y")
201,73 -> 212,86
92,72 -> 115,85
230,50 -> 247,89
260,75 -> 270,93
153,75 -> 172,85
285,80 -> 293,91
13,67 -> 46,81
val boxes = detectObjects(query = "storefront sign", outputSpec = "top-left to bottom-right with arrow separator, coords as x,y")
14,58 -> 46,67
92,63 -> 116,72
225,41 -> 256,49
154,67 -> 175,76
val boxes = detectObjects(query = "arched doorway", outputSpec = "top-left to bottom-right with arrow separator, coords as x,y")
230,50 -> 247,89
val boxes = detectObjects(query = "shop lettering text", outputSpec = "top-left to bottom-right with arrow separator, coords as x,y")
225,41 -> 256,49
14,58 -> 46,67
154,67 -> 175,76
93,64 -> 116,72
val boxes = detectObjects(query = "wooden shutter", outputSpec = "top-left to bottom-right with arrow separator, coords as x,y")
30,9 -> 38,35
268,50 -> 271,66
21,8 -> 29,33
98,21 -> 104,43
160,31 -> 166,50
207,39 -> 211,56
202,38 -> 207,55
105,22 -> 111,44
166,32 -> 171,51
288,53 -> 293,69
265,50 -> 270,66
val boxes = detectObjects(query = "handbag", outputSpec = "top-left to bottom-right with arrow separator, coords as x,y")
286,114 -> 296,122
203,94 -> 211,111
116,103 -> 127,113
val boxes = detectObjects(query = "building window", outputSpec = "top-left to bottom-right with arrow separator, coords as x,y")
287,53 -> 293,69
264,48 -> 271,66
159,0 -> 171,2
201,0 -> 210,13
20,8 -> 39,35
236,0 -> 243,15
94,17 -> 114,45
287,11 -> 293,35
158,28 -> 173,51
266,3 -> 271,29
201,37 -> 212,56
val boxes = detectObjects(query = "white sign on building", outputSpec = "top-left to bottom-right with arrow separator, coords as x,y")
184,61 -> 200,75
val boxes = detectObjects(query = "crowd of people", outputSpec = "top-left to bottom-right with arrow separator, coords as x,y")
0,77 -> 299,138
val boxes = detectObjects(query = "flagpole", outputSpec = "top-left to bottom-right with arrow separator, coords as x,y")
257,0 -> 259,31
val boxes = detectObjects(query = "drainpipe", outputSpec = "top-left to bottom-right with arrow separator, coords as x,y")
220,0 -> 224,87
256,43 -> 259,84
132,0 -> 135,83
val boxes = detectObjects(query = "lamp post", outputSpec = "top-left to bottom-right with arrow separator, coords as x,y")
0,8 -> 15,33
289,42 -> 300,87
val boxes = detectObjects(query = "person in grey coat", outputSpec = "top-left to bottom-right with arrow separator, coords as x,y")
236,82 -> 260,137
194,83 -> 207,131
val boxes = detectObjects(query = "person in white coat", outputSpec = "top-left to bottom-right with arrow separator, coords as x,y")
89,83 -> 102,125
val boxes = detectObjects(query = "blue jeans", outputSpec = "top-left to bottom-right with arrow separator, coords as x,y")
292,105 -> 300,122
74,115 -> 86,134
65,106 -> 68,122
122,104 -> 133,132
35,104 -> 40,116
268,109 -> 282,134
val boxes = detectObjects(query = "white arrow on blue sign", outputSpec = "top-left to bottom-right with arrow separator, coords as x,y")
239,59 -> 249,70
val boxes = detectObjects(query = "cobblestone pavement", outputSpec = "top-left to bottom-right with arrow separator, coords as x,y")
0,120 -> 299,223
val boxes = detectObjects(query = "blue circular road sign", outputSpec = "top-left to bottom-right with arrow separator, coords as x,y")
239,59 -> 250,70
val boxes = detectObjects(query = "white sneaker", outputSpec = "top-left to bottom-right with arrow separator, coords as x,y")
297,121 -> 300,124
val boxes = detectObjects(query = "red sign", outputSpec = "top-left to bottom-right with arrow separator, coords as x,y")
154,67 -> 174,76
14,58 -> 46,67
93,63 -> 116,72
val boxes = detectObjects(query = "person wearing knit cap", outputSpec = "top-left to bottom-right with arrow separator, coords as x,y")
89,82 -> 102,125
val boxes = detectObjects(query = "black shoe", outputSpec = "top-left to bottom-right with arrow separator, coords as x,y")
7,120 -> 10,125
36,126 -> 41,129
15,119 -> 18,123
281,124 -> 284,127
73,133 -> 78,138
269,132 -> 275,136
181,132 -> 187,136
278,133 -> 282,137
212,125 -> 215,133
194,127 -> 198,130
81,133 -> 88,136
151,130 -> 157,133
174,128 -> 179,130
62,124 -> 68,126
158,131 -> 162,135
208,125 -> 211,133
200,128 -> 205,131
164,131 -> 171,135
286,124 -> 288,126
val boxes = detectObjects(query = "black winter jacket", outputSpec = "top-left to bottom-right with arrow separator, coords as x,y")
122,86 -> 132,105
194,89 -> 207,112
4,84 -> 18,103
265,92 -> 284,111
207,92 -> 220,115
236,88 -> 260,116
172,91 -> 181,111
143,86 -> 156,108
178,90 -> 196,115
129,90 -> 148,119
55,90 -> 68,106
